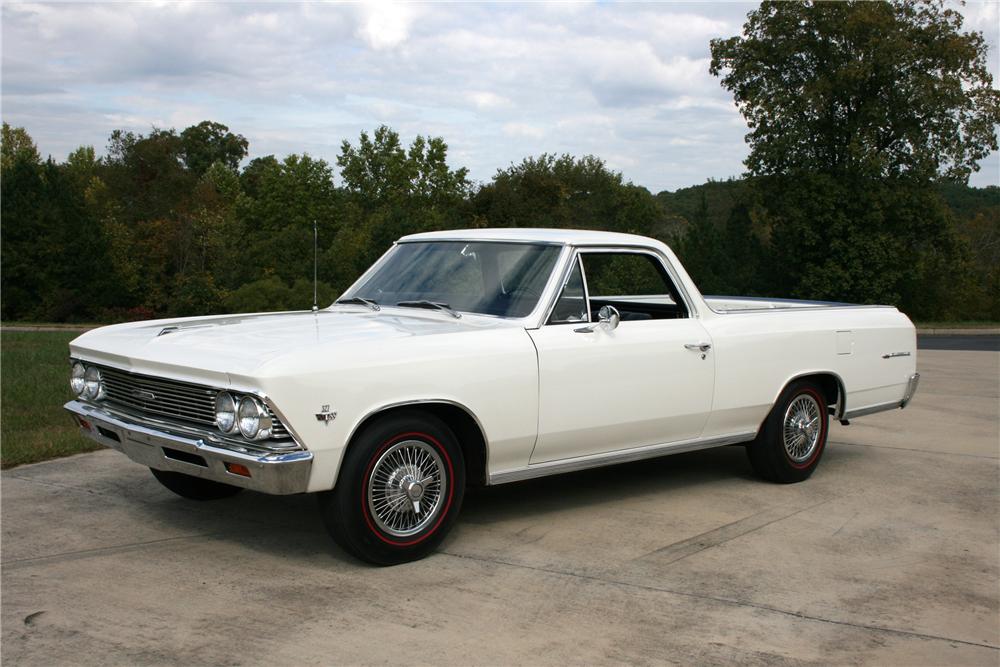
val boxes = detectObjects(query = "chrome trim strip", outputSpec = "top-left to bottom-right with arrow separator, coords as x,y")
578,254 -> 593,323
882,351 -> 912,359
397,237 -> 566,246
65,400 -> 312,495
842,401 -> 902,420
488,431 -> 756,485
708,303 -> 898,315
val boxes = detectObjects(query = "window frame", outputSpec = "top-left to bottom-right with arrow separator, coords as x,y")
545,254 -> 593,325
541,246 -> 695,326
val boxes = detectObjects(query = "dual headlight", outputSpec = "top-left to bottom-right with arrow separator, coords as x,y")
70,361 -> 105,401
214,392 -> 273,441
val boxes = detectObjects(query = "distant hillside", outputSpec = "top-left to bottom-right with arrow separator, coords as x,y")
657,178 -> 999,231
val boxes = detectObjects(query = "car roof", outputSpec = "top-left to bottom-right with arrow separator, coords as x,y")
398,228 -> 659,246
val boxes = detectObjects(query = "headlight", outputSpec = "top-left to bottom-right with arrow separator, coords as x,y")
70,362 -> 86,396
83,365 -> 104,400
237,396 -> 272,440
214,392 -> 237,434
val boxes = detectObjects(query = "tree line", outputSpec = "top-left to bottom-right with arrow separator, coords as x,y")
2,1 -> 998,323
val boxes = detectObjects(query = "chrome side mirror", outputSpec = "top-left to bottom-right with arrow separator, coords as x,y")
598,305 -> 620,330
574,305 -> 620,333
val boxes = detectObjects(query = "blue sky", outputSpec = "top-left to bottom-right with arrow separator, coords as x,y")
2,1 -> 998,192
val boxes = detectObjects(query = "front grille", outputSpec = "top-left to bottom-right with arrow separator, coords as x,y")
97,365 -> 291,440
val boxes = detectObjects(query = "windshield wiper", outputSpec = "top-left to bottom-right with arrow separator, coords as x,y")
334,297 -> 380,311
396,300 -> 462,319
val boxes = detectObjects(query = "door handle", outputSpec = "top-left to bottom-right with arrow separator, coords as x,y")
685,342 -> 711,352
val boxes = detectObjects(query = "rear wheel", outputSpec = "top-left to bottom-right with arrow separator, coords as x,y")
319,410 -> 465,565
746,380 -> 829,483
150,468 -> 244,500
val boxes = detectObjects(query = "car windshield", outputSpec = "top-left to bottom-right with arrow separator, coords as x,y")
342,241 -> 561,318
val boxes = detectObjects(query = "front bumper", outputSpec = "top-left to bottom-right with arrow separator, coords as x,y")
64,400 -> 312,494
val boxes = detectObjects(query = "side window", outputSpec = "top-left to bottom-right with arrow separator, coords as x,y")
547,258 -> 588,324
580,252 -> 688,320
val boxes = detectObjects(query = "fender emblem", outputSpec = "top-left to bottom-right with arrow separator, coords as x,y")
316,405 -> 337,424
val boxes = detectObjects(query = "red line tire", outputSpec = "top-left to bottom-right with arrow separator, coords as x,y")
318,410 -> 466,565
746,380 -> 829,484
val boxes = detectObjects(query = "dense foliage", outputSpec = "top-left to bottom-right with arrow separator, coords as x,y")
702,0 -> 999,319
2,2 -> 998,323
1,118 -> 997,323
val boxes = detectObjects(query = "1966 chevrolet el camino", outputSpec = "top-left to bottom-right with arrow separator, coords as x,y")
65,229 -> 919,564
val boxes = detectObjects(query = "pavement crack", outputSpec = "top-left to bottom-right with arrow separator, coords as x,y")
440,550 -> 1000,652
633,497 -> 834,566
832,440 -> 999,460
1,531 -> 243,570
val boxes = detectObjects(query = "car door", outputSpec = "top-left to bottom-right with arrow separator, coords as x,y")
526,248 -> 715,464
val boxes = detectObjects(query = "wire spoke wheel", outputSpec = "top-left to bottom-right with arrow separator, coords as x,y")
367,439 -> 447,538
782,393 -> 822,463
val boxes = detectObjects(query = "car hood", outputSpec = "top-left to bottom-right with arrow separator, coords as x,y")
69,308 -> 514,383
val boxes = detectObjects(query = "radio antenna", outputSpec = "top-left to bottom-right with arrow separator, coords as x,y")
312,218 -> 319,312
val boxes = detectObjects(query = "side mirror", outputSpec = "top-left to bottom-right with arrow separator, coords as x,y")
574,305 -> 621,333
597,305 -> 620,331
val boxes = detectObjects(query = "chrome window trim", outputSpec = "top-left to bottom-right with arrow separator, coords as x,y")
338,240 -> 573,326
542,253 -> 592,326
538,245 -> 697,326
578,254 -> 593,324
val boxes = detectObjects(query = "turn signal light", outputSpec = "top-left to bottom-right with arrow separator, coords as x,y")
77,417 -> 92,431
225,463 -> 251,478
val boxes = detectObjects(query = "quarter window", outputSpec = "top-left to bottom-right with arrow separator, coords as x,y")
547,258 -> 589,324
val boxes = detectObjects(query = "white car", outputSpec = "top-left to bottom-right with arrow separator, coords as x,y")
65,229 -> 919,564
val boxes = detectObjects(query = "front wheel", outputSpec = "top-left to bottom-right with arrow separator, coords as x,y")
746,380 -> 829,483
318,411 -> 466,565
150,468 -> 244,500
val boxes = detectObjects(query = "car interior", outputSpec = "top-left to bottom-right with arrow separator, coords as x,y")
549,251 -> 688,324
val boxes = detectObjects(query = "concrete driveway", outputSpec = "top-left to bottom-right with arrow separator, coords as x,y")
3,347 -> 998,666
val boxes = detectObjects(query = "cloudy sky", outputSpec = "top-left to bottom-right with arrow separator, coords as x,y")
3,1 -> 998,192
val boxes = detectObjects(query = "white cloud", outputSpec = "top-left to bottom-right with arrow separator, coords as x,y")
1,1 -> 996,192
356,0 -> 417,50
502,122 -> 546,140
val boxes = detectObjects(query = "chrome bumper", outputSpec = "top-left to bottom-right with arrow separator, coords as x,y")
900,372 -> 920,409
843,372 -> 921,420
64,400 -> 312,495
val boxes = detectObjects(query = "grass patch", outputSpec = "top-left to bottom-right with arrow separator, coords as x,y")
1,331 -> 100,468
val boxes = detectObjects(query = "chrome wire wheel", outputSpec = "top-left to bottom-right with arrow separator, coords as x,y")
367,439 -> 446,538
782,393 -> 822,463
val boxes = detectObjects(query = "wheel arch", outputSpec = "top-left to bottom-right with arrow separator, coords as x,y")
343,400 -> 490,487
770,371 -> 847,422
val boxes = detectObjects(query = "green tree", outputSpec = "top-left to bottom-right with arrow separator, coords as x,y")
708,1 -> 1000,318
710,0 -> 1000,181
236,153 -> 339,289
1,122 -> 41,171
180,121 -> 249,176
337,125 -> 470,263
473,154 -> 667,238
